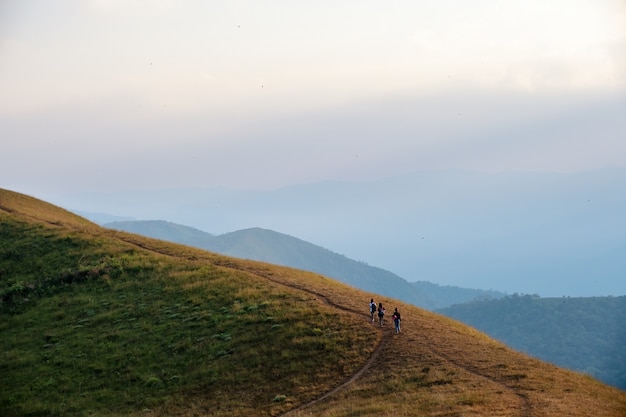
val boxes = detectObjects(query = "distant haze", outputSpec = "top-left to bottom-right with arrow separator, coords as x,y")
2,2 -> 624,296
63,169 -> 625,298
2,1 -> 625,196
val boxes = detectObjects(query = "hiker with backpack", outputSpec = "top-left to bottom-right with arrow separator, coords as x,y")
392,307 -> 401,334
377,302 -> 385,327
369,298 -> 377,322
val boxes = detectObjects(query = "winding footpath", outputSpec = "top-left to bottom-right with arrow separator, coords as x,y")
231,263 -> 533,417
250,265 -> 533,417
118,236 -> 533,416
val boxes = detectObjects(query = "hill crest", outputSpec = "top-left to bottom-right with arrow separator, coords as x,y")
1,188 -> 625,416
104,220 -> 502,310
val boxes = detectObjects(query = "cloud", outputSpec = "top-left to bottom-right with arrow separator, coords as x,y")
408,0 -> 626,92
89,0 -> 175,16
1,1 -> 625,196
2,0 -> 623,127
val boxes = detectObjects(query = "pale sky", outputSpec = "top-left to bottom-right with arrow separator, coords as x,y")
1,0 -> 625,197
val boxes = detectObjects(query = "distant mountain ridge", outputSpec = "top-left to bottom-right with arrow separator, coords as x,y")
103,220 -> 503,310
73,210 -> 135,225
63,167 -> 626,296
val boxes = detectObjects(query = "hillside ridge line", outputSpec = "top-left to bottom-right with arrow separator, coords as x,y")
116,234 -> 537,416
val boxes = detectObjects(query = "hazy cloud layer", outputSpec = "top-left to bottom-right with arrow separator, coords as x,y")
1,2 -> 625,296
2,1 -> 625,197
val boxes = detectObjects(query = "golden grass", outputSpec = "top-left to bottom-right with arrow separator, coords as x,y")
0,189 -> 96,230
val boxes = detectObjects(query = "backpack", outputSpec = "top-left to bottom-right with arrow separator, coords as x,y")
370,303 -> 376,313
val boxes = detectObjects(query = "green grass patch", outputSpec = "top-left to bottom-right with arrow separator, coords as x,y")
0,212 -> 372,416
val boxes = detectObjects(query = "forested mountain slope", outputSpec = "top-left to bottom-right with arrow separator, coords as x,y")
438,294 -> 626,390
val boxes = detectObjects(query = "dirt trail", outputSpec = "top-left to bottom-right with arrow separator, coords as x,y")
242,269 -> 393,416
117,236 -> 533,416
245,268 -> 532,417
279,333 -> 389,417
425,344 -> 531,417
255,269 -> 533,417
113,237 -> 393,414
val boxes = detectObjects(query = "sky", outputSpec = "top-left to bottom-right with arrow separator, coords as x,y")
2,1 -> 625,296
2,0 -> 625,199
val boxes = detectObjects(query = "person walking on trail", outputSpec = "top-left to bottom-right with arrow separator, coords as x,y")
369,298 -> 377,322
377,302 -> 386,327
392,308 -> 401,334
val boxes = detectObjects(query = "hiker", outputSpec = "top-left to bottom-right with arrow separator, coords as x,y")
369,298 -> 377,322
392,308 -> 401,334
377,302 -> 385,327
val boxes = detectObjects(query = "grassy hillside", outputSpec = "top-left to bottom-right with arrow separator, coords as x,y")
1,188 -> 625,416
